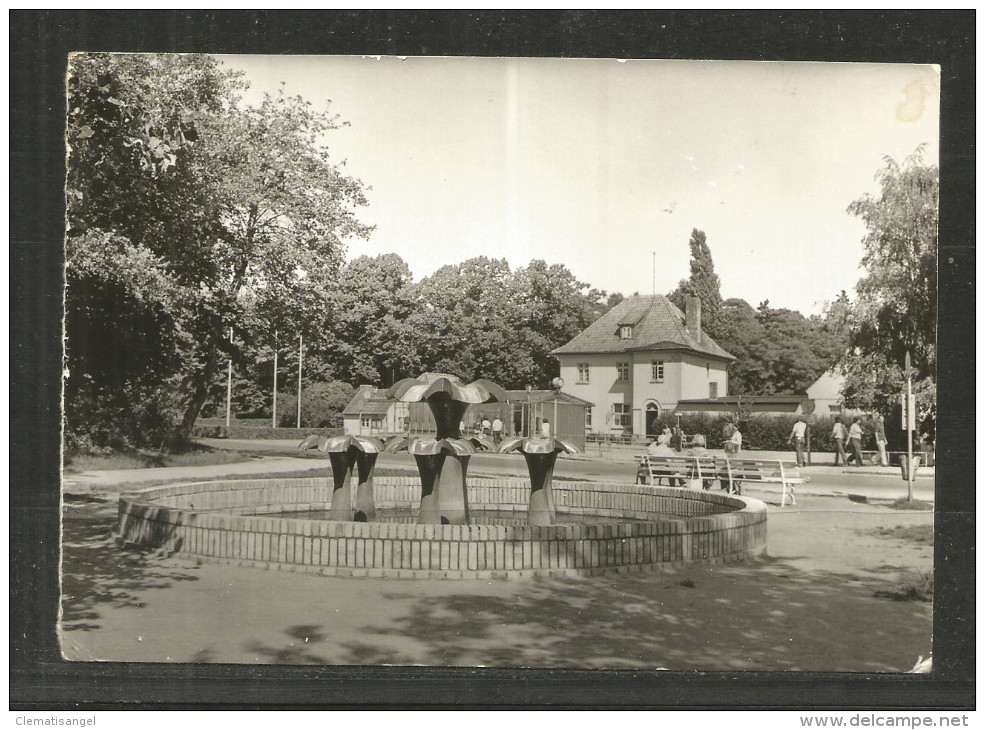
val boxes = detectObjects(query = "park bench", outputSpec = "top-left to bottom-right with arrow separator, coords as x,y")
637,454 -> 717,488
718,457 -> 806,507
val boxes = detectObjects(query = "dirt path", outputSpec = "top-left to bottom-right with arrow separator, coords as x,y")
60,494 -> 932,671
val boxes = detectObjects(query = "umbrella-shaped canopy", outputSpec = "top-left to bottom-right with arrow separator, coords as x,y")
385,434 -> 475,456
499,436 -> 580,455
386,372 -> 508,404
299,434 -> 384,454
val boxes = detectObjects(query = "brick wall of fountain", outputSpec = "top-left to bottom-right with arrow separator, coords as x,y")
118,475 -> 767,579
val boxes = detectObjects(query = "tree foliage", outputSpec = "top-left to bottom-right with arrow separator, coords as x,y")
65,53 -> 371,450
715,298 -> 845,396
668,228 -> 727,340
839,149 -> 938,434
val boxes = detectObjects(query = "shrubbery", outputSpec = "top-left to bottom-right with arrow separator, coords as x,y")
274,381 -> 354,428
190,423 -> 344,440
650,412 -> 880,452
64,380 -> 182,454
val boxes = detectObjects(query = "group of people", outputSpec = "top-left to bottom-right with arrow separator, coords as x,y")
464,415 -> 504,444
788,414 -> 888,468
646,421 -> 743,458
460,414 -> 554,444
645,428 -> 733,491
645,412 -> 891,472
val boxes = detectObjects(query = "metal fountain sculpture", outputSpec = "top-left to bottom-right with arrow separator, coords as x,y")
498,435 -> 579,526
384,373 -> 504,525
299,372 -> 579,526
299,434 -> 384,521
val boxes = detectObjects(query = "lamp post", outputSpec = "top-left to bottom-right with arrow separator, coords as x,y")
550,377 -> 564,440
271,335 -> 278,428
296,333 -> 303,429
904,351 -> 915,502
225,327 -> 233,428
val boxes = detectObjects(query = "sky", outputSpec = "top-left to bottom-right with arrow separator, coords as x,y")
220,56 -> 939,316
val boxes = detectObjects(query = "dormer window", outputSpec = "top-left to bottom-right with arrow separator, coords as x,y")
620,325 -> 634,340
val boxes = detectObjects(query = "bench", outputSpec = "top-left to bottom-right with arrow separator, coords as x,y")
637,454 -> 718,488
718,458 -> 806,507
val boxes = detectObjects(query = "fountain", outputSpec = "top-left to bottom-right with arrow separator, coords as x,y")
117,372 -> 768,578
382,373 -> 504,525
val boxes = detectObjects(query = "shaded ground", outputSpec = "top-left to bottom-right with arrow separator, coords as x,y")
60,494 -> 933,671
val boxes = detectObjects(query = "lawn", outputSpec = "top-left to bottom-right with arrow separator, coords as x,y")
63,447 -> 258,473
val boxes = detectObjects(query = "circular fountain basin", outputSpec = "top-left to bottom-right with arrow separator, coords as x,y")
118,475 -> 767,579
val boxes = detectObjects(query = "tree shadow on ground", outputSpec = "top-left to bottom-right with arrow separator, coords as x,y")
61,497 -> 200,632
241,624 -> 331,664
337,556 -> 932,671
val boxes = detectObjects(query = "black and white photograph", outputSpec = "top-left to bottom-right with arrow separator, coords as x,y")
55,51 -> 946,674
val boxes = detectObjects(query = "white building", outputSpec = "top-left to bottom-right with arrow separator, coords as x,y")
551,294 -> 734,438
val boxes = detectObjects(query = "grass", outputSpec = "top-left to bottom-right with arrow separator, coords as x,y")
872,524 -> 934,545
874,571 -> 933,602
890,498 -> 934,511
64,448 -> 258,473
64,466 -> 422,494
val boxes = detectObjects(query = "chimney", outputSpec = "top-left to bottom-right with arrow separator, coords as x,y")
686,296 -> 702,339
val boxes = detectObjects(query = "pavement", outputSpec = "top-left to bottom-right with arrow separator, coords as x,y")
62,437 -> 936,504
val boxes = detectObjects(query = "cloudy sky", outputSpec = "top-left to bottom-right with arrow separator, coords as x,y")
220,55 -> 939,316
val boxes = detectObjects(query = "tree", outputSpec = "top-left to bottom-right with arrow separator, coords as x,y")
65,53 -> 372,450
668,228 -> 727,340
324,253 -> 420,386
407,257 -> 525,385
717,297 -> 845,396
840,149 -> 938,431
512,260 -> 607,385
402,257 -> 606,389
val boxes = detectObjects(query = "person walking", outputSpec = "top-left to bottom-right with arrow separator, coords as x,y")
874,413 -> 888,466
491,415 -> 503,445
846,416 -> 865,467
539,418 -> 551,439
788,417 -> 808,467
831,416 -> 848,466
728,425 -> 742,455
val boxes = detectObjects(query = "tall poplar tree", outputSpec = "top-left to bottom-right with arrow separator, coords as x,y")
668,228 -> 727,340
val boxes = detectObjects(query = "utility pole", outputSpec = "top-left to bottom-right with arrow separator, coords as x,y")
904,351 -> 915,502
296,333 -> 304,429
271,336 -> 278,428
225,327 -> 233,428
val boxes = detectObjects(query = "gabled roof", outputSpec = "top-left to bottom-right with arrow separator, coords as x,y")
342,385 -> 393,416
504,390 -> 594,407
551,294 -> 734,361
806,369 -> 846,399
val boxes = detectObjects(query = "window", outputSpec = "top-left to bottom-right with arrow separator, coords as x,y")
620,325 -> 634,339
706,363 -> 710,376
613,403 -> 631,428
577,363 -> 590,383
709,382 -> 719,399
651,360 -> 665,382
361,415 -> 382,429
616,362 -> 630,381
585,409 -> 592,429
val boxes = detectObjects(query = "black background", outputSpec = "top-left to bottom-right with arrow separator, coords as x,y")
10,10 -> 975,709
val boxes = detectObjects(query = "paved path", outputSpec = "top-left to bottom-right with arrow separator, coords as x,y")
63,437 -> 935,504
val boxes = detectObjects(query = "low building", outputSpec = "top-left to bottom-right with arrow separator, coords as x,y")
551,294 -> 734,438
342,385 -> 410,437
505,389 -> 592,452
806,370 -> 849,416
